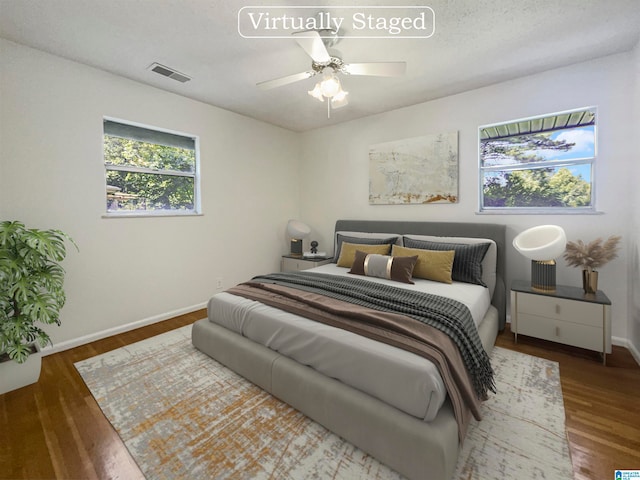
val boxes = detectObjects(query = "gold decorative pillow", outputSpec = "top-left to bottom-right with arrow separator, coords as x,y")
392,245 -> 455,284
337,242 -> 392,267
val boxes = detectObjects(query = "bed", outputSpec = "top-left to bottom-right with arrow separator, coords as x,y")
192,219 -> 506,480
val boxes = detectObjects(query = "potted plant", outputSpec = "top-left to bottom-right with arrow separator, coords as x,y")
563,235 -> 621,293
0,220 -> 77,394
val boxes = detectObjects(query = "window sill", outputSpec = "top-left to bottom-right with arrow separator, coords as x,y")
102,211 -> 203,219
475,209 -> 604,215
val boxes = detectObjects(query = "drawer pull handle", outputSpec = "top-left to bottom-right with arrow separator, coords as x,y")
555,326 -> 560,337
555,304 -> 561,314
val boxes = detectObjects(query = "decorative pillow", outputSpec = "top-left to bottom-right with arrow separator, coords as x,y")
349,250 -> 418,284
336,242 -> 392,268
333,233 -> 399,263
392,245 -> 454,284
402,237 -> 491,286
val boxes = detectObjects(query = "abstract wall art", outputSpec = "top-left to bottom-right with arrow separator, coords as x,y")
369,131 -> 459,205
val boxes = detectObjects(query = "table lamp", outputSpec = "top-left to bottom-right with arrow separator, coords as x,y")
513,225 -> 566,292
286,220 -> 311,257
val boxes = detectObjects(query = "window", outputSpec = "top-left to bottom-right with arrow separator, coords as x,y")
479,107 -> 596,213
104,119 -> 200,215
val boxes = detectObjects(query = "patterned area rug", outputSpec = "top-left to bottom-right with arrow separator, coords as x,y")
75,325 -> 573,480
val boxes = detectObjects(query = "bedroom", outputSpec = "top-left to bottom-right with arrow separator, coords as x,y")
0,1 -> 639,479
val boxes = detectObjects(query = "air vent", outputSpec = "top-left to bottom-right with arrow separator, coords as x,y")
148,63 -> 191,83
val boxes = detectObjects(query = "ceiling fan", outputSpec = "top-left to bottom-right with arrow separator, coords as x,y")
257,29 -> 406,116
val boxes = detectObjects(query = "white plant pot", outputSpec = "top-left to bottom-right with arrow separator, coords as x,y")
0,345 -> 42,395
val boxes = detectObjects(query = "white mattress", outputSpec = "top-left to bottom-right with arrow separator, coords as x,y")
206,264 -> 491,422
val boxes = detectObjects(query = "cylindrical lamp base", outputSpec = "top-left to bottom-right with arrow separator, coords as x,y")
290,239 -> 303,257
531,260 -> 556,292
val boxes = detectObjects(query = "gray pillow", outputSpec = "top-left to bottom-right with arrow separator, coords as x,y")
333,234 -> 399,263
402,237 -> 490,286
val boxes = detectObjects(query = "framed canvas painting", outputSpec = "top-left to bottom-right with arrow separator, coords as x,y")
369,131 -> 458,204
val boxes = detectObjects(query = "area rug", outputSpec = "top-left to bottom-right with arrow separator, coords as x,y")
75,325 -> 574,480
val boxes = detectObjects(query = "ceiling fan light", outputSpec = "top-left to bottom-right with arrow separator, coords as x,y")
320,73 -> 341,98
308,83 -> 325,102
331,90 -> 349,108
333,88 -> 348,100
320,78 -> 340,97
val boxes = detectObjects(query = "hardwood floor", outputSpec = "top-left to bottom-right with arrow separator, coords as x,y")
0,309 -> 205,480
495,325 -> 640,480
1,312 -> 639,480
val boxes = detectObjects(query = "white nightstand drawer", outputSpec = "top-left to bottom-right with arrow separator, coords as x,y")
516,313 -> 605,351
281,256 -> 331,272
510,282 -> 612,364
517,292 -> 603,328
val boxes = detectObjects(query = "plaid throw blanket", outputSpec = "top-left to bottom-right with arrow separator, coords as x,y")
250,271 -> 495,399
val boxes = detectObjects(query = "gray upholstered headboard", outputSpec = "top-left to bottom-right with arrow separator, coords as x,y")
334,219 -> 507,330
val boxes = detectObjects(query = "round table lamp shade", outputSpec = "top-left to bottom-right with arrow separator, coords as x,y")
286,220 -> 311,239
513,225 -> 566,260
513,225 -> 566,291
286,220 -> 311,257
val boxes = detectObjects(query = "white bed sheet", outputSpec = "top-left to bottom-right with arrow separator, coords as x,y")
312,263 -> 491,326
207,264 -> 491,422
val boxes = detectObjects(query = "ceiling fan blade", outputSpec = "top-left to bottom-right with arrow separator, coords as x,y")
292,30 -> 331,63
343,62 -> 407,77
257,71 -> 315,90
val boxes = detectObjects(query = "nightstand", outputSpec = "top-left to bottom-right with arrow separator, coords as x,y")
510,280 -> 612,365
281,255 -> 332,272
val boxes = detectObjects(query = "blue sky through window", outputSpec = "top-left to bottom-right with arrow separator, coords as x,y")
535,125 -> 595,160
480,109 -> 595,210
534,125 -> 594,180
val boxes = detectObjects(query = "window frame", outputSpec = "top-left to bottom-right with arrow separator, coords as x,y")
103,117 -> 201,218
477,107 -> 598,215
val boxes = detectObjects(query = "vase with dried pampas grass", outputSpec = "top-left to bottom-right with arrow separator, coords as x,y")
563,235 -> 621,293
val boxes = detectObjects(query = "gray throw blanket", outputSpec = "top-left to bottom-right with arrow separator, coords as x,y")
250,271 -> 495,399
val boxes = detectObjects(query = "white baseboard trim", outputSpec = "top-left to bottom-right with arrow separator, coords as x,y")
613,335 -> 640,366
504,323 -> 639,366
41,302 -> 207,357
43,308 -> 640,367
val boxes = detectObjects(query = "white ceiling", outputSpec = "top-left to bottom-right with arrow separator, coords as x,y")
1,0 -> 639,132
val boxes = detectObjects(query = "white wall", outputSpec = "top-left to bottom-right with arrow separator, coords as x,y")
2,38 -> 638,355
299,52 -> 636,346
629,42 -> 640,358
0,39 -> 300,348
